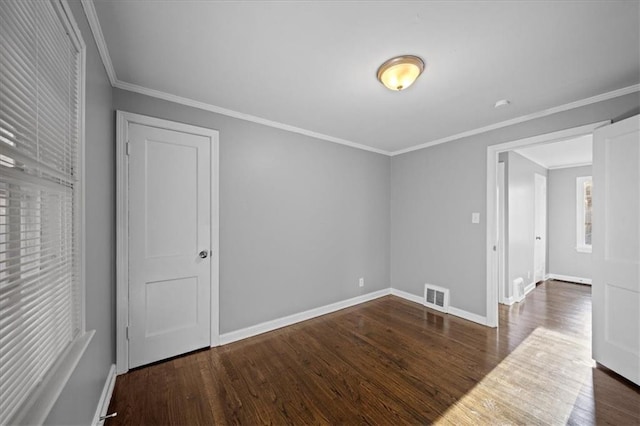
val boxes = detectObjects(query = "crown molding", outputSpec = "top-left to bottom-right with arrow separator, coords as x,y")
511,150 -> 549,170
81,0 -> 117,86
512,150 -> 593,170
390,84 -> 639,156
81,0 -> 637,158
78,1 -> 390,155
113,80 -> 390,155
547,161 -> 593,170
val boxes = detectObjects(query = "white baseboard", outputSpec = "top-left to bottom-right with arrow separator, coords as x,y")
219,289 -> 391,345
390,288 -> 423,305
92,364 -> 117,426
546,273 -> 592,285
525,282 -> 536,295
219,286 -> 495,346
390,288 -> 487,326
448,306 -> 488,326
501,296 -> 515,306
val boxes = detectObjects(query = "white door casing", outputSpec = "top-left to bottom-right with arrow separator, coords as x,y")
533,173 -> 547,284
497,162 -> 507,304
485,121 -> 610,328
116,111 -> 219,374
592,115 -> 640,385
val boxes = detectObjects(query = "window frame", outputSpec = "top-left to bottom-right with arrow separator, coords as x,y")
1,1 -> 92,424
576,175 -> 593,254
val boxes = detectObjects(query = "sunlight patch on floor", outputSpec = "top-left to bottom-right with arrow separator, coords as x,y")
435,327 -> 592,425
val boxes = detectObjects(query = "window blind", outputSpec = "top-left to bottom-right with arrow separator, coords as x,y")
0,0 -> 82,423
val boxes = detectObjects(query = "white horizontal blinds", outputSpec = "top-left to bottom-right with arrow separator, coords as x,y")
0,0 -> 80,423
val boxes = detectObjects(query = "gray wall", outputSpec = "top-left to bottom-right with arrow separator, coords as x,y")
113,89 -> 391,333
548,165 -> 593,279
390,92 -> 639,317
45,1 -> 116,425
505,151 -> 547,297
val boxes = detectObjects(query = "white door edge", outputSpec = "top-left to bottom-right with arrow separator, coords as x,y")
485,120 -> 610,328
497,162 -> 506,304
533,173 -> 547,284
115,111 -> 220,374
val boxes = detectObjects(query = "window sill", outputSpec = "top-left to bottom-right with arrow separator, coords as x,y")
576,246 -> 592,254
10,330 -> 95,425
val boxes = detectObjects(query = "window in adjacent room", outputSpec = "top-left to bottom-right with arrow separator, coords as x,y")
576,176 -> 592,253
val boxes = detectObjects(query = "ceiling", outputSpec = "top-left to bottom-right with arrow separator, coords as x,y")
90,1 -> 640,154
514,134 -> 593,169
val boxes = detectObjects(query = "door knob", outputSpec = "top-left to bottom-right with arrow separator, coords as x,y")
535,236 -> 541,240
199,250 -> 208,259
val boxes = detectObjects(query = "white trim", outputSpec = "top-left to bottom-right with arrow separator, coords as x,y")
80,0 -> 637,157
390,289 -> 488,326
56,0 -> 87,334
533,173 -> 547,284
115,113 -> 129,375
448,307 -> 488,326
485,120 -> 611,329
219,289 -> 391,345
77,1 -> 388,155
80,0 -> 117,86
390,288 -> 423,305
548,161 -> 592,170
217,286 -> 492,347
210,126 -> 221,348
13,331 -> 94,425
547,273 -> 592,285
8,4 -> 91,424
116,111 -> 220,374
113,80 -> 390,155
512,150 -> 548,170
391,85 -> 638,156
497,161 -> 506,304
91,364 -> 117,426
525,282 -> 536,295
501,296 -> 515,306
498,155 -> 592,173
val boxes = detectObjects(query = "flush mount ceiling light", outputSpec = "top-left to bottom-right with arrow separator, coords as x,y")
376,55 -> 425,91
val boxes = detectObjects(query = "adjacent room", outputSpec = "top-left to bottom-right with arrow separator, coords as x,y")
0,1 -> 639,425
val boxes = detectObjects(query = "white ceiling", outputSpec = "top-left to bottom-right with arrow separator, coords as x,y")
91,1 -> 639,154
514,134 -> 593,169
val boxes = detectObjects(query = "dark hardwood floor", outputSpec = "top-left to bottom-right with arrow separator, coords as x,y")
106,281 -> 640,425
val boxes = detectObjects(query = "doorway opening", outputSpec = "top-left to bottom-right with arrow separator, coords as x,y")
484,121 -> 609,327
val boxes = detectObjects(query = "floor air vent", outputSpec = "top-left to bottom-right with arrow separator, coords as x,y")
424,284 -> 450,313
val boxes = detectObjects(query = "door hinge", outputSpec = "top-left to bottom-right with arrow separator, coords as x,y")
125,326 -> 129,340
125,141 -> 130,156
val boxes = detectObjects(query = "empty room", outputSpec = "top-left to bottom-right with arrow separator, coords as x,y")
1,1 -> 639,425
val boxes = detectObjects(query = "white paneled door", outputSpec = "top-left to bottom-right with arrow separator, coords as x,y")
128,122 -> 212,369
592,115 -> 640,385
533,173 -> 547,284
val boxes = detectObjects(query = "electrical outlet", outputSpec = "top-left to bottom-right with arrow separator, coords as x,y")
359,277 -> 364,288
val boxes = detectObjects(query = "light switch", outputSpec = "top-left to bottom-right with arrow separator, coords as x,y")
472,212 -> 480,224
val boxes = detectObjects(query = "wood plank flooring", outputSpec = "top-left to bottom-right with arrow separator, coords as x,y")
106,281 -> 640,425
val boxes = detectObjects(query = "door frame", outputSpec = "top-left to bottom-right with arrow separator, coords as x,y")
497,161 -> 506,304
116,111 -> 220,374
533,173 -> 547,284
485,120 -> 609,328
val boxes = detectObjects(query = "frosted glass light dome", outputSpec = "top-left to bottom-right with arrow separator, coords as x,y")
377,55 -> 425,91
